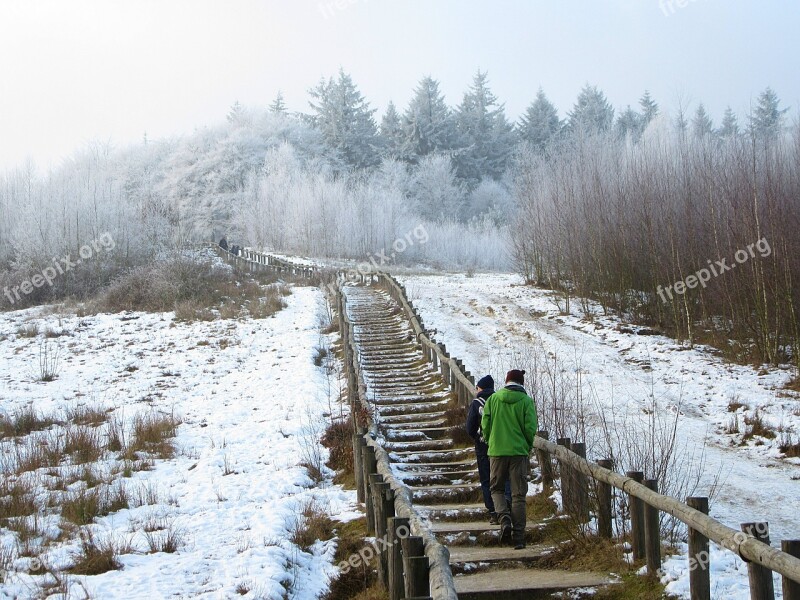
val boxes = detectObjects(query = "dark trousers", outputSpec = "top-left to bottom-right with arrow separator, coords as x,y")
489,455 -> 529,539
476,445 -> 511,513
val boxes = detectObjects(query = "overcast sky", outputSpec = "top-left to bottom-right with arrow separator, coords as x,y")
1,0 -> 798,172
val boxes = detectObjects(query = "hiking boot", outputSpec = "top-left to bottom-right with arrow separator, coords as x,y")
499,517 -> 512,545
488,512 -> 499,525
513,536 -> 526,550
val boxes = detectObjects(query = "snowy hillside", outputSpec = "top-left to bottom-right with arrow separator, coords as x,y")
0,286 -> 356,599
398,272 -> 800,598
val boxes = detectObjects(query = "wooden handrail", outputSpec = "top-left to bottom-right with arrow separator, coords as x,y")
376,269 -> 800,587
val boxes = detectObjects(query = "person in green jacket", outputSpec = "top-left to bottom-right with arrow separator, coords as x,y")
480,369 -> 538,549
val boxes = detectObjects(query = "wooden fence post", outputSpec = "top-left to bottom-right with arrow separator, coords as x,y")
401,536 -> 429,599
781,540 -> 800,600
388,517 -> 410,600
741,522 -> 775,600
556,438 -> 573,515
380,486 -> 396,587
644,479 -> 661,576
571,442 -> 590,522
535,431 -> 554,488
597,459 -> 614,539
353,431 -> 366,503
372,477 -> 392,586
687,497 -> 710,600
626,471 -> 646,561
362,445 -> 377,535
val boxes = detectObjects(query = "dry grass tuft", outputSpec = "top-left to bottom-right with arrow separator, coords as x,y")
63,426 -> 104,464
125,411 -> 180,460
743,410 -> 776,440
0,406 -> 57,439
68,529 -> 130,575
0,477 -> 39,521
289,499 -> 335,552
64,405 -> 109,427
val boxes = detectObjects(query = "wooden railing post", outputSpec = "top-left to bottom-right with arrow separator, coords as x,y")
369,476 -> 390,586
626,471 -> 646,561
401,536 -> 429,599
644,479 -> 661,576
535,431 -> 554,488
687,497 -> 710,600
556,438 -> 573,514
353,430 -> 366,503
782,540 -> 800,600
362,445 -> 377,535
741,522 -> 775,600
597,459 -> 614,539
571,442 -> 590,522
388,517 -> 410,600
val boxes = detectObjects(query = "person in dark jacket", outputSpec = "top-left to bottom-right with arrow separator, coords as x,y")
481,369 -> 537,549
219,237 -> 228,251
466,374 -> 511,524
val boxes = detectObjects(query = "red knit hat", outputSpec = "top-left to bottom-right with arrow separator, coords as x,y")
506,369 -> 526,384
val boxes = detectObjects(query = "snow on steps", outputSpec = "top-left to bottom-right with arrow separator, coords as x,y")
344,283 -> 616,599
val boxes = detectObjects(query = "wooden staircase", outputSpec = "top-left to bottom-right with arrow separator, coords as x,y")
344,284 -> 616,598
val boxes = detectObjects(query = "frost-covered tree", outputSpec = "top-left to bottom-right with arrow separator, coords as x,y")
718,106 -> 740,137
227,101 -> 249,126
307,69 -> 379,169
615,106 -> 642,140
692,104 -> 715,138
410,154 -> 463,222
465,179 -> 513,223
639,90 -> 659,127
454,71 -> 515,183
748,87 -> 789,137
402,76 -> 457,163
567,85 -> 615,133
518,88 -> 562,152
269,92 -> 287,115
380,101 -> 405,158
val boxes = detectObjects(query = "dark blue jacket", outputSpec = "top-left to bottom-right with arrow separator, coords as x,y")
466,388 -> 495,449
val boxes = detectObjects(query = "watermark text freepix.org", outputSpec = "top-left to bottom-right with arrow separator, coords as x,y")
3,232 -> 115,306
337,523 -> 410,574
656,237 -> 771,303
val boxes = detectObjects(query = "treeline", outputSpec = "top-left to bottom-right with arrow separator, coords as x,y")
512,91 -> 799,367
0,64 -> 796,359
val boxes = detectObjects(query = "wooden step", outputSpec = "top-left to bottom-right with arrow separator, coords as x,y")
454,568 -> 617,599
448,544 -> 554,565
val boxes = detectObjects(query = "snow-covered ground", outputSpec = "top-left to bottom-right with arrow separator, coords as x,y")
398,272 -> 800,599
0,286 -> 356,599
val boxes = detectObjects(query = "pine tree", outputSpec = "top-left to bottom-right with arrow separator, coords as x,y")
639,90 -> 659,127
567,85 -> 615,133
380,101 -> 404,158
307,69 -> 379,169
692,104 -> 715,138
718,106 -> 740,137
401,76 -> 458,163
518,88 -> 562,151
227,101 -> 247,125
615,106 -> 642,140
454,71 -> 515,183
269,92 -> 287,115
748,87 -> 789,137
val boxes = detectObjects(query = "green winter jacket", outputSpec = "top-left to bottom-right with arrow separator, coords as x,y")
480,384 -> 538,456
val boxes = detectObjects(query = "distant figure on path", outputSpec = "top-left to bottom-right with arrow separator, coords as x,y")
466,374 -> 511,524
219,237 -> 228,251
481,369 -> 537,549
